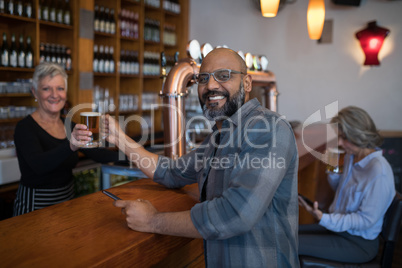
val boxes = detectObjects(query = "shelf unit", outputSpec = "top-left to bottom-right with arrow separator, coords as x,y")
90,0 -> 189,138
0,0 -> 189,142
0,0 -> 78,139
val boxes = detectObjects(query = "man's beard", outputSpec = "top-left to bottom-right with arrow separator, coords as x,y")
200,83 -> 245,121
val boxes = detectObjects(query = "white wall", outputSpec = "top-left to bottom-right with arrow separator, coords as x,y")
189,0 -> 402,131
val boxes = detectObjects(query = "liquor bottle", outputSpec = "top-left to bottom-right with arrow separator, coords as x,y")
50,44 -> 56,63
56,0 -> 63,24
9,34 -> 18,67
0,0 -> 5,13
41,0 -> 49,21
104,46 -> 110,72
8,0 -> 15,15
63,0 -> 70,25
61,45 -> 67,69
99,6 -> 105,33
39,42 -> 45,62
93,44 -> 99,72
44,43 -> 51,62
16,0 -> 23,16
98,45 -> 104,73
24,0 -> 32,18
56,44 -> 62,65
17,34 -> 25,68
120,50 -> 126,74
104,7 -> 110,34
1,33 -> 9,67
109,46 -> 115,73
25,36 -> 33,68
38,0 -> 42,19
49,0 -> 56,22
65,47 -> 71,70
110,9 -> 116,35
94,5 -> 100,32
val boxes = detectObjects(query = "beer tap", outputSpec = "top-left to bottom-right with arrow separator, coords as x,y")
160,52 -> 167,95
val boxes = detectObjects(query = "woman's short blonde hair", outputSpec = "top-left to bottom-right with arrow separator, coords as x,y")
32,62 -> 68,92
330,106 -> 383,149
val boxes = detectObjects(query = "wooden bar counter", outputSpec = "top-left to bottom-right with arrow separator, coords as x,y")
0,123 -> 332,267
0,179 -> 205,267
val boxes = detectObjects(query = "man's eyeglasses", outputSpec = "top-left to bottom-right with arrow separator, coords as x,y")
195,69 -> 246,85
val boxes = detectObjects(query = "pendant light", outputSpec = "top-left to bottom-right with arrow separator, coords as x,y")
307,0 -> 325,40
260,0 -> 280,17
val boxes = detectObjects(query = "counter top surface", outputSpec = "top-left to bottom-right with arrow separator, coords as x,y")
0,179 -> 201,267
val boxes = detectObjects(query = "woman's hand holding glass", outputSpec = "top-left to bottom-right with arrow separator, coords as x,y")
69,124 -> 93,151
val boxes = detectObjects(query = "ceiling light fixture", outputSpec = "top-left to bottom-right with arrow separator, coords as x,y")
307,0 -> 325,40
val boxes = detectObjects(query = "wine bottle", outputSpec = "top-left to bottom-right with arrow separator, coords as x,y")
16,0 -> 23,16
110,9 -> 116,35
8,0 -> 15,15
56,44 -> 62,65
65,47 -> 71,71
98,45 -> 104,73
25,36 -> 33,68
94,5 -> 100,32
1,33 -> 9,67
42,0 -> 49,21
44,43 -> 51,62
99,6 -> 105,33
104,7 -> 110,34
109,46 -> 115,73
9,34 -> 18,67
0,0 -> 5,14
24,0 -> 32,18
39,42 -> 45,62
56,0 -> 63,24
61,45 -> 67,69
93,44 -> 99,72
17,34 -> 25,68
63,0 -> 70,25
104,45 -> 110,73
49,0 -> 56,22
50,44 -> 56,63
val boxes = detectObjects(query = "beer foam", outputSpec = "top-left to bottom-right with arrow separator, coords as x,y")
80,112 -> 101,117
327,147 -> 345,154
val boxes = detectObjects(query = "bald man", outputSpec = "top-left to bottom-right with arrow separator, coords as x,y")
106,48 -> 299,267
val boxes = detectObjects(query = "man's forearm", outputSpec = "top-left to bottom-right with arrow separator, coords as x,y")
151,210 -> 203,238
119,135 -> 159,179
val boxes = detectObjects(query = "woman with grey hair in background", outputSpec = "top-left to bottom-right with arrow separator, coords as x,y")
13,62 -> 119,216
298,106 -> 396,263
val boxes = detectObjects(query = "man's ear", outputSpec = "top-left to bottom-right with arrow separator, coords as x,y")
243,74 -> 252,93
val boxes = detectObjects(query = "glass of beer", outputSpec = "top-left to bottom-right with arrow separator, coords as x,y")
326,147 -> 345,174
80,112 -> 101,148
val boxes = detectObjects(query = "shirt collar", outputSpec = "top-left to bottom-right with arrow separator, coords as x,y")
355,148 -> 383,168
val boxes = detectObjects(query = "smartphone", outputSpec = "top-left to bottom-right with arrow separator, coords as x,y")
298,193 -> 314,207
102,190 -> 122,201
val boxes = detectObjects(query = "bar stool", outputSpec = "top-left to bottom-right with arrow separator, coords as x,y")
299,192 -> 402,268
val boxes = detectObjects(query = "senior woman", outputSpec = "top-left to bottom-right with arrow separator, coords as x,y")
13,62 -> 119,216
298,106 -> 396,263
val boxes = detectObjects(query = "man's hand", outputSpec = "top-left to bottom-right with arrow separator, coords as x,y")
114,199 -> 158,233
298,195 -> 323,221
103,114 -> 126,148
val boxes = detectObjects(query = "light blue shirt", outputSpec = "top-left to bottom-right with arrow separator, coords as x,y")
320,149 -> 395,240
